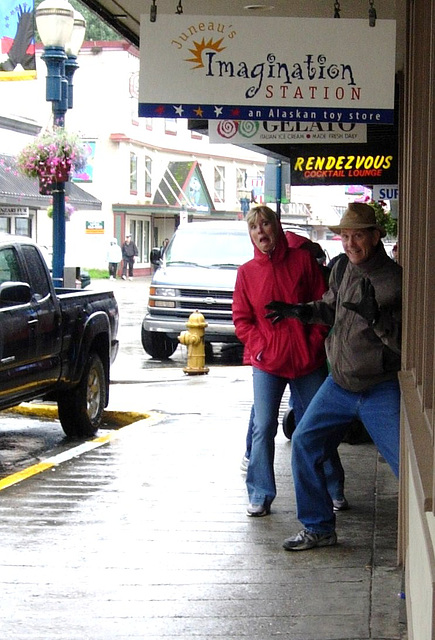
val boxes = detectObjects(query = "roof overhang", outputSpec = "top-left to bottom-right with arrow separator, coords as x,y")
0,156 -> 102,211
79,0 -> 406,74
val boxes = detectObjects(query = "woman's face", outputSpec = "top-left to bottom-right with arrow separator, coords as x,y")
249,216 -> 277,253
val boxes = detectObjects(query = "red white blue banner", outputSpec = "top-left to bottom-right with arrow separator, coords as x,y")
0,0 -> 36,81
139,16 -> 396,124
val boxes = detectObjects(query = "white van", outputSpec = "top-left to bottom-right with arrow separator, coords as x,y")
141,221 -> 253,359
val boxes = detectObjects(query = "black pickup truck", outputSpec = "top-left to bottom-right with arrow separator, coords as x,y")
0,235 -> 119,438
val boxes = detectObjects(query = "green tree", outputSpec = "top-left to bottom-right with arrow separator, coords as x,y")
34,0 -> 120,42
70,0 -> 120,41
369,199 -> 397,238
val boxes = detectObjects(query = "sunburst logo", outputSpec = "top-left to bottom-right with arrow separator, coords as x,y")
185,38 -> 226,69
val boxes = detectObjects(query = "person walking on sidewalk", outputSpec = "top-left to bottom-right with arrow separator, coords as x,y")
233,205 -> 346,518
107,237 -> 122,280
266,203 -> 402,551
122,234 -> 138,280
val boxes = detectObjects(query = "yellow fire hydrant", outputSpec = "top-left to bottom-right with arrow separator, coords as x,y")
178,310 -> 209,375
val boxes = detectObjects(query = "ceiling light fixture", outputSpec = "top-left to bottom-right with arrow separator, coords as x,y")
369,0 -> 377,26
150,0 -> 157,23
244,4 -> 275,11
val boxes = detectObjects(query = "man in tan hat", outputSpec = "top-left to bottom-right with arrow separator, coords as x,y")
265,202 -> 402,551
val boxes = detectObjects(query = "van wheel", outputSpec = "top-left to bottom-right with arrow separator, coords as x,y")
141,327 -> 178,359
57,352 -> 106,438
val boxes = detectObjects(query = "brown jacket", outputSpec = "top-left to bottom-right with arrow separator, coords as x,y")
309,243 -> 402,392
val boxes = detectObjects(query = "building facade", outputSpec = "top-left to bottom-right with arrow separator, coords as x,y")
0,41 -> 267,274
398,0 -> 435,637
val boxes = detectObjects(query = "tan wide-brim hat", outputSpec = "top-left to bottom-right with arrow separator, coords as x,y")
328,203 -> 386,238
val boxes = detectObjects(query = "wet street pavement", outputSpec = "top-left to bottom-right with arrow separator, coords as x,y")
0,277 -> 406,639
0,275 -> 242,476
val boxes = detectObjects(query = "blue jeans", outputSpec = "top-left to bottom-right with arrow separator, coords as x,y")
291,374 -> 400,534
246,364 -> 345,509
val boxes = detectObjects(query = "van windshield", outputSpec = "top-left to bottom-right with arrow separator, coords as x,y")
165,226 -> 253,268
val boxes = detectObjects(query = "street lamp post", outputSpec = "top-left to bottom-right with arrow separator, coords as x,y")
35,0 -> 85,284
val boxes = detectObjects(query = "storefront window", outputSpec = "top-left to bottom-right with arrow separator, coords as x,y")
129,218 -> 150,263
0,216 -> 32,236
145,156 -> 152,196
15,217 -> 31,237
0,218 -> 11,234
214,165 -> 225,202
130,152 -> 138,193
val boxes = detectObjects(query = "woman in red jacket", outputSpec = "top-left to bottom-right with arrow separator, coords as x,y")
233,205 -> 345,516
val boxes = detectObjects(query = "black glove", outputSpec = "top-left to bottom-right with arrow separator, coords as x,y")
265,301 -> 313,324
342,278 -> 379,326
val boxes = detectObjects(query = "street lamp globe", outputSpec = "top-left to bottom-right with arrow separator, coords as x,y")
67,10 -> 86,56
35,0 -> 74,48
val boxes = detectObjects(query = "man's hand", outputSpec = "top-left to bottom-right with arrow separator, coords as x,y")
265,301 -> 313,324
342,278 -> 379,325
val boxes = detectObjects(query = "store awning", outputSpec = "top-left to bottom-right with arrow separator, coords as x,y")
0,155 -> 102,210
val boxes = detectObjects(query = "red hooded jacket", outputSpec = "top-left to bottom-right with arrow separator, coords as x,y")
232,224 -> 328,379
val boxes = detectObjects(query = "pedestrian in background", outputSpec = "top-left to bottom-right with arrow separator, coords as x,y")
107,237 -> 122,280
233,205 -> 346,518
122,234 -> 138,280
266,202 -> 402,551
160,238 -> 169,255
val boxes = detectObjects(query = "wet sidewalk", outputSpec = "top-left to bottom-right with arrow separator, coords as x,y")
0,356 -> 406,639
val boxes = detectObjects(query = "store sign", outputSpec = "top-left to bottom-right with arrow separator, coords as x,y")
139,16 -> 396,123
209,120 -> 366,144
86,221 -> 104,234
372,184 -> 399,200
291,150 -> 398,186
0,206 -> 29,217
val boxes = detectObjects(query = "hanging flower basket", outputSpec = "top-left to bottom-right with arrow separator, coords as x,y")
16,127 -> 87,194
47,201 -> 75,221
38,175 -> 53,196
38,161 -> 71,194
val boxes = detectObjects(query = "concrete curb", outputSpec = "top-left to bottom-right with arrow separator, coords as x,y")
4,403 -> 150,427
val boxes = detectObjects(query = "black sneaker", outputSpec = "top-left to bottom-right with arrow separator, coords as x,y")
333,497 -> 349,512
283,528 -> 337,551
282,408 -> 296,439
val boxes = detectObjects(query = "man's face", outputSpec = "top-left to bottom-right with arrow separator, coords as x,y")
340,228 -> 380,265
125,236 -> 130,243
248,216 -> 276,253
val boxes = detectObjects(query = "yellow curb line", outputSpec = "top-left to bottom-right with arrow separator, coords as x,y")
4,403 -> 148,427
0,410 -> 164,492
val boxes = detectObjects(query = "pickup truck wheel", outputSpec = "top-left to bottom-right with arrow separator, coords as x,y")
141,328 -> 178,359
57,352 -> 106,438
